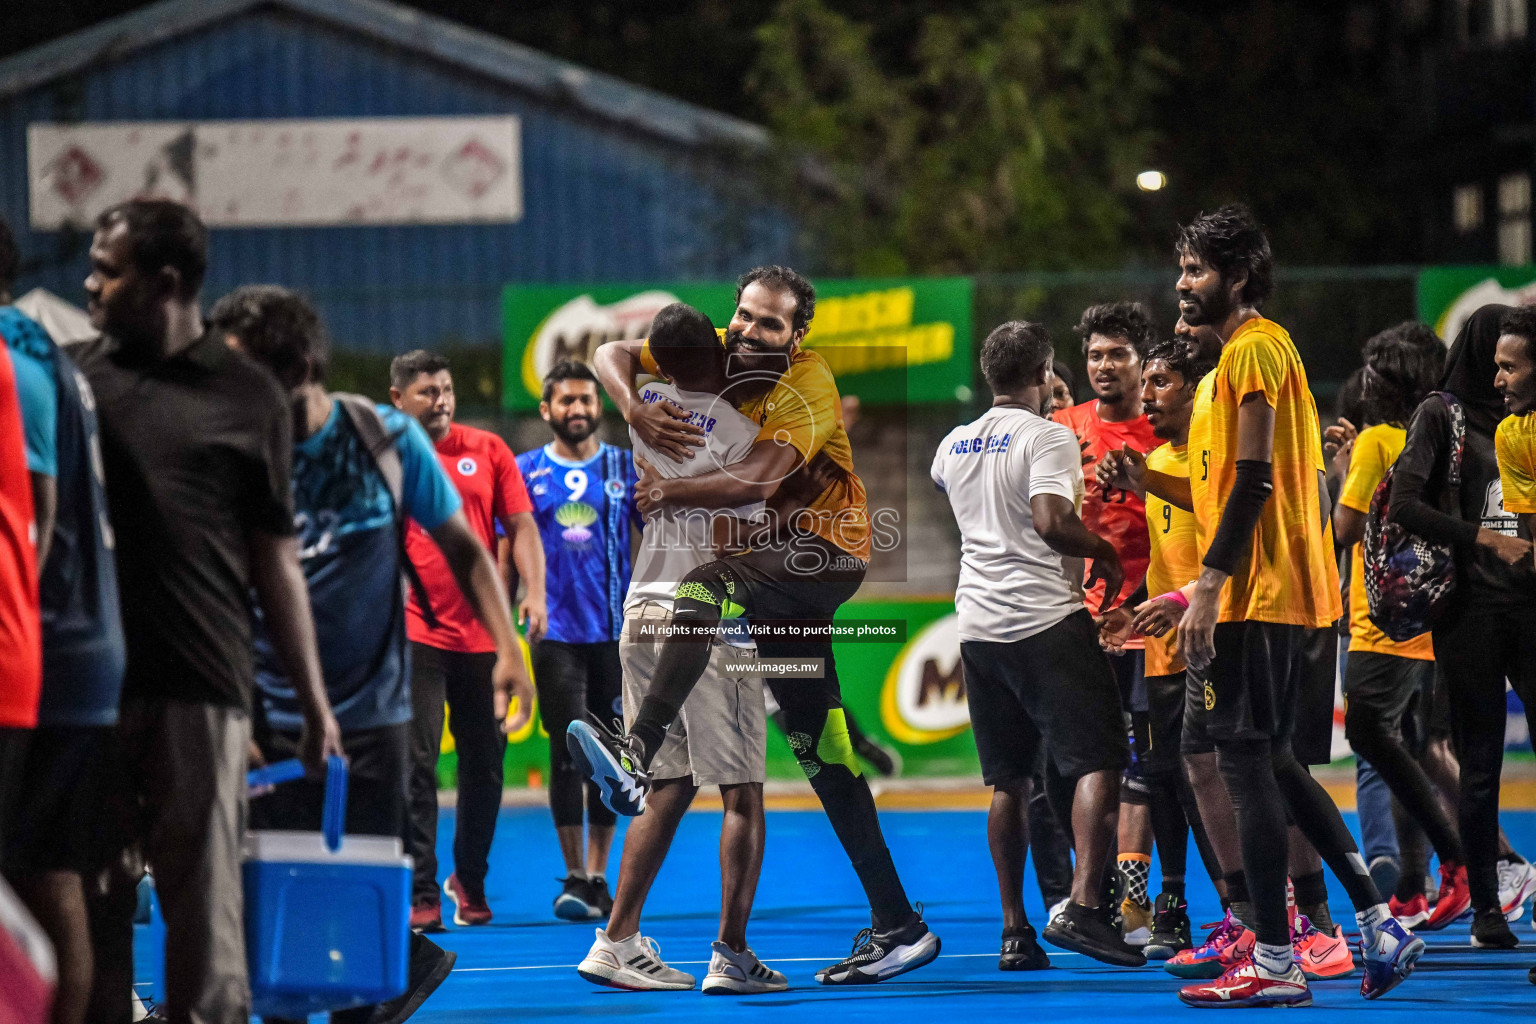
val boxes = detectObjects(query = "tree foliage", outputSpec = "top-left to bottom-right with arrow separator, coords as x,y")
748,0 -> 1168,275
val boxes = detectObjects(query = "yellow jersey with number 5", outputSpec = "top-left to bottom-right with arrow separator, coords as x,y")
1187,317 -> 1341,627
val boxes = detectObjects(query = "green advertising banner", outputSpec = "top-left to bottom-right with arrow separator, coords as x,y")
500,277 -> 973,412
1417,265 -> 1536,341
440,598 -> 978,787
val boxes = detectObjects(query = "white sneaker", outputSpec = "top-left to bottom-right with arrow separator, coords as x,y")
702,941 -> 788,994
1499,859 -> 1536,922
1048,897 -> 1070,928
576,928 -> 696,991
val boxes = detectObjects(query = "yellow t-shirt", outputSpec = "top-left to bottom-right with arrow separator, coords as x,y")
1339,424 -> 1433,659
1187,317 -> 1342,627
1144,442 -> 1199,677
640,335 -> 871,560
1496,413 -> 1536,515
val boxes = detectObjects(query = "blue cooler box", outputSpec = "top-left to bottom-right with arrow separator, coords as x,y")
243,758 -> 413,1019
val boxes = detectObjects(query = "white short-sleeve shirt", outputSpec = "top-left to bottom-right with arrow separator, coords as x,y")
932,405 -> 1087,643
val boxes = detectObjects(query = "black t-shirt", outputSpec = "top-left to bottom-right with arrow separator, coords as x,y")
1388,394 -> 1536,605
74,332 -> 295,709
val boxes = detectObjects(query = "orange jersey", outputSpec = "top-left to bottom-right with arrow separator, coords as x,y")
1143,442 -> 1198,676
640,335 -> 870,560
1187,317 -> 1341,628
1053,401 -> 1160,611
1339,424 -> 1432,659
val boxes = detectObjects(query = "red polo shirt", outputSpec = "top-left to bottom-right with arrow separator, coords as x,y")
405,422 -> 531,653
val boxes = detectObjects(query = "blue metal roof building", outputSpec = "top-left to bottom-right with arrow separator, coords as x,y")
0,0 -> 790,351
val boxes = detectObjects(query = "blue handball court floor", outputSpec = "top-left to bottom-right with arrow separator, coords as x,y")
138,806 -> 1536,1022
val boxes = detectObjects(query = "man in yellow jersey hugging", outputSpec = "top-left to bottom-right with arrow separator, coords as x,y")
1101,206 -> 1422,1007
570,266 -> 938,986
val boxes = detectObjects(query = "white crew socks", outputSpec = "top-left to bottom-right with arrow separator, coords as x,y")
1253,941 -> 1293,976
1356,903 -> 1391,949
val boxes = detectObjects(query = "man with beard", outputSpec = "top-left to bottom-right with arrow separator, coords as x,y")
576,303 -> 783,993
517,360 -> 641,921
391,350 -> 543,932
1101,205 -> 1422,1007
571,265 -> 940,985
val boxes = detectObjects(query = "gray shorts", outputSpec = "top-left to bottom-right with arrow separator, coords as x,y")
620,603 -> 768,787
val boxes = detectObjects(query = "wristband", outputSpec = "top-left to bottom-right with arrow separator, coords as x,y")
1155,590 -> 1190,611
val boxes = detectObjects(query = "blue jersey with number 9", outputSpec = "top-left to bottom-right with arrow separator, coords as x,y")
516,442 -> 641,643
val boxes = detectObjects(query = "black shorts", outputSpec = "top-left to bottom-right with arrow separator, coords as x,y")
4,725 -> 118,875
1344,651 -> 1435,753
1292,627 -> 1339,766
1186,620 -> 1308,750
1144,672 -> 1187,775
251,723 -> 411,840
961,610 -> 1130,786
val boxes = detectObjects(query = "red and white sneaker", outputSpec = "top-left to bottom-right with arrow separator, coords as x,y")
1422,863 -> 1471,931
1292,915 -> 1355,980
1389,893 -> 1430,930
444,873 -> 492,927
410,901 -> 445,934
1178,959 -> 1312,1009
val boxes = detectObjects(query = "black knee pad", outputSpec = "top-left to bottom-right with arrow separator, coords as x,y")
1121,772 -> 1152,806
785,706 -> 863,782
673,560 -> 743,618
1214,737 -> 1273,785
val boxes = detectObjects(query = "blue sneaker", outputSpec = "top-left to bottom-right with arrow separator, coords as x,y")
1360,917 -> 1425,1000
566,718 -> 651,816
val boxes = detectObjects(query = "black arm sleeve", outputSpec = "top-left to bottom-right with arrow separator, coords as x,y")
1203,459 -> 1272,576
1386,399 -> 1480,549
1124,579 -> 1150,607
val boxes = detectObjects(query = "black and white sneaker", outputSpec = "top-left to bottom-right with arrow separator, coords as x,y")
566,718 -> 651,816
815,909 -> 941,985
999,925 -> 1052,971
577,928 -> 696,990
590,875 -> 615,918
1042,900 -> 1147,967
553,875 -> 598,921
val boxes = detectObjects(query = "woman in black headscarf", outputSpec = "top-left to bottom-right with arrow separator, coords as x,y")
1388,303 -> 1536,948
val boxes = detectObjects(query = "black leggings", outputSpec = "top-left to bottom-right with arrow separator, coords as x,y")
1342,652 -> 1464,866
1218,737 -> 1378,946
1433,601 -> 1536,910
532,639 -> 620,831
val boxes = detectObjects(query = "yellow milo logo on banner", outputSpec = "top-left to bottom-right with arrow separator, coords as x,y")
879,613 -> 971,745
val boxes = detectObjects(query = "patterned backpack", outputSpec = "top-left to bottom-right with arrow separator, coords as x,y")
1361,392 -> 1465,641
